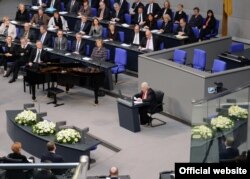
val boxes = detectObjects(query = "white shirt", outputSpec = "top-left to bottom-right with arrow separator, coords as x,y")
50,0 -> 55,7
138,13 -> 143,23
34,49 -> 42,63
40,32 -> 47,44
133,33 -> 140,45
146,37 -> 154,50
38,0 -> 42,5
147,3 -> 153,14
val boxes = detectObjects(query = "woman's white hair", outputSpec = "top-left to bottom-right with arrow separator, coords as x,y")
141,82 -> 149,89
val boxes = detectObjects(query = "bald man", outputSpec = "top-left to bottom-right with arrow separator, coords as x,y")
139,30 -> 159,51
134,82 -> 157,125
109,167 -> 119,179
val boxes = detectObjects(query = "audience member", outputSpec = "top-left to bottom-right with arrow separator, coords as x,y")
38,25 -> 52,46
111,3 -> 125,23
30,8 -> 50,26
189,7 -> 203,29
220,137 -> 239,160
54,30 -> 68,51
48,11 -> 69,30
130,24 -> 143,45
133,6 -> 146,26
158,0 -> 173,20
199,9 -> 216,40
174,3 -> 187,23
71,33 -> 86,55
108,23 -> 119,41
89,18 -> 103,38
74,15 -> 91,35
97,1 -> 110,21
78,0 -> 92,16
115,0 -> 129,14
144,0 -> 161,18
15,3 -> 30,22
5,38 -> 31,83
130,0 -> 144,15
144,13 -> 157,30
139,30 -> 159,51
67,0 -> 80,14
19,23 -> 36,42
28,40 -> 48,65
46,0 -> 61,11
91,38 -> 107,61
159,14 -> 173,34
176,18 -> 195,43
0,16 -> 17,39
134,82 -> 157,125
109,166 -> 119,179
1,36 -> 16,76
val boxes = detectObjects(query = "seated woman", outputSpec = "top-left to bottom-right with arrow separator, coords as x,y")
159,14 -> 173,34
15,3 -> 30,22
199,9 -> 216,40
144,13 -> 157,30
107,23 -> 119,41
1,36 -> 16,76
158,0 -> 173,20
174,3 -> 187,23
89,18 -> 103,38
48,11 -> 69,30
91,39 -> 107,61
78,0 -> 92,17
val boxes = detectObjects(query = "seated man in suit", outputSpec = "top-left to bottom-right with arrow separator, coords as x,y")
139,29 -> 159,51
5,38 -> 31,83
0,16 -> 17,39
38,25 -> 52,47
115,0 -> 128,14
109,167 -> 119,179
19,23 -> 36,42
28,40 -> 48,65
71,33 -> 86,55
133,6 -> 146,26
46,0 -> 61,11
74,14 -> 91,35
54,30 -> 67,51
30,8 -> 50,26
220,137 -> 239,161
41,141 -> 64,175
130,0 -> 144,15
67,0 -> 80,14
176,18 -> 195,44
130,24 -> 143,46
97,1 -> 110,21
189,7 -> 203,29
111,3 -> 124,23
144,0 -> 161,18
32,0 -> 47,7
134,82 -> 157,125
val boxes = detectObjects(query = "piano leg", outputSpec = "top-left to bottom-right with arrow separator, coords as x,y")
31,85 -> 36,101
94,88 -> 99,104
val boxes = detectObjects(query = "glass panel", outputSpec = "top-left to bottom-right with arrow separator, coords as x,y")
190,86 -> 249,163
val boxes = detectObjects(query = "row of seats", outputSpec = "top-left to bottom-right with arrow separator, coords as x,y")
172,48 -> 226,73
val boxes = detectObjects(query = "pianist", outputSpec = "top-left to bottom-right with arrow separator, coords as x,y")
91,39 -> 107,61
28,40 -> 48,66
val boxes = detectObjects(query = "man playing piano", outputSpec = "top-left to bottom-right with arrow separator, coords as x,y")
28,40 -> 48,66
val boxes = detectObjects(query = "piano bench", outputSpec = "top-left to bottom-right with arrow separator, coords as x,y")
47,87 -> 64,107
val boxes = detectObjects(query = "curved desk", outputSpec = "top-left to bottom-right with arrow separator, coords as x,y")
6,110 -> 100,162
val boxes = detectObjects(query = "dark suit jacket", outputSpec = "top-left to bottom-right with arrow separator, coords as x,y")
111,10 -> 125,23
140,36 -> 159,51
220,147 -> 239,160
15,9 -> 30,22
7,153 -> 29,163
131,2 -> 144,14
71,40 -> 85,55
41,152 -> 64,163
189,14 -> 203,29
176,24 -> 195,43
74,20 -> 91,34
38,32 -> 52,47
19,29 -> 36,42
115,0 -> 128,13
129,31 -> 143,45
97,7 -> 110,20
161,21 -> 173,33
32,0 -> 47,6
135,88 -> 157,110
133,13 -> 146,24
174,11 -> 187,22
144,3 -> 161,16
144,20 -> 157,30
108,30 -> 119,41
33,170 -> 57,179
66,0 -> 80,14
2,44 -> 17,57
47,0 -> 61,11
158,8 -> 173,19
29,48 -> 48,63
16,44 -> 32,62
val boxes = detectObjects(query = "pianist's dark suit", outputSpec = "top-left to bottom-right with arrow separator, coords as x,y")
134,88 -> 157,125
29,48 -> 48,63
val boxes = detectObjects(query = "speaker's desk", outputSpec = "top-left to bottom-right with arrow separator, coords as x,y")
117,98 -> 149,133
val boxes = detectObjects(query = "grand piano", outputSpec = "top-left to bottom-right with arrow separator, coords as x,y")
25,62 -> 105,104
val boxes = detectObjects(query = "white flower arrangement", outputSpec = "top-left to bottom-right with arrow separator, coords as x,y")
191,125 -> 213,140
211,116 -> 234,130
32,120 -> 56,136
15,110 -> 37,126
56,128 -> 81,144
228,105 -> 248,119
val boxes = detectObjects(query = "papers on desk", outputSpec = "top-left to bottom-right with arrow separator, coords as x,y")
63,31 -> 72,34
65,53 -> 71,56
44,48 -> 53,51
47,27 -> 57,31
82,35 -> 91,39
10,21 -> 18,24
151,29 -> 161,34
121,23 -> 130,28
134,101 -> 143,105
31,6 -> 39,10
103,39 -> 110,42
77,16 -> 81,18
45,8 -> 56,12
175,35 -> 188,39
59,11 -> 68,15
121,43 -> 131,47
82,57 -> 91,61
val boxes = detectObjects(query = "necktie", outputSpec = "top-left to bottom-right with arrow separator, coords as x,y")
4,27 -> 8,36
41,34 -> 45,43
146,38 -> 150,49
35,50 -> 41,63
138,14 -> 141,23
59,39 -> 61,50
76,41 -> 80,52
50,0 -> 55,8
70,1 -> 74,13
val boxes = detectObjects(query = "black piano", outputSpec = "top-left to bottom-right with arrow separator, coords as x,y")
25,62 -> 105,104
